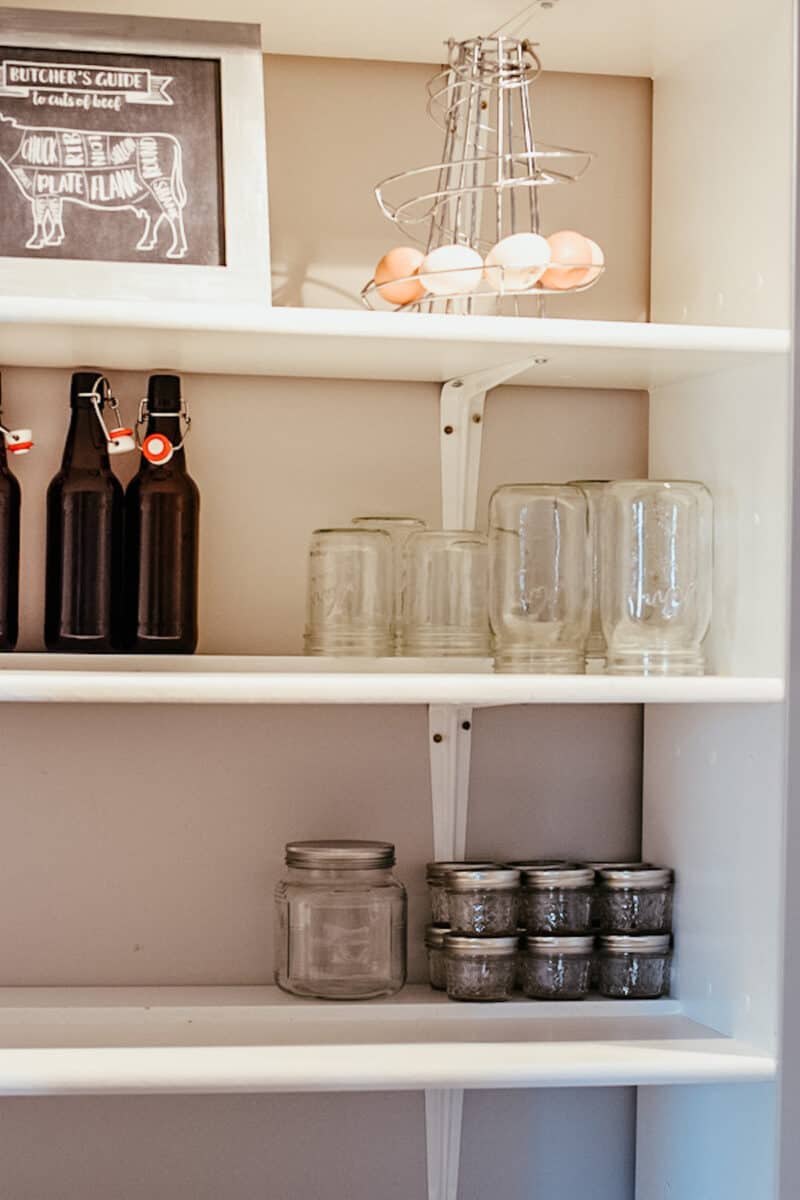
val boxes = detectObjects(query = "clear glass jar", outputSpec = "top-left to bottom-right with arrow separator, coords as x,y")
426,861 -> 496,924
274,840 -> 407,999
444,934 -> 519,1002
352,517 -> 427,651
521,935 -> 595,999
521,864 -> 594,934
596,934 -> 672,999
601,480 -> 713,676
425,924 -> 449,990
568,480 -> 609,665
488,484 -> 590,674
304,528 -> 394,657
400,531 -> 489,657
586,861 -> 651,931
594,866 -> 674,934
445,867 -> 521,935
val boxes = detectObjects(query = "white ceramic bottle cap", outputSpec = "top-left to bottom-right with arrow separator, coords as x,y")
108,427 -> 136,455
142,433 -> 174,465
4,428 -> 33,455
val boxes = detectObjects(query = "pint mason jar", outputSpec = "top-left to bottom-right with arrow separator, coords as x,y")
601,481 -> 713,676
489,484 -> 590,674
274,840 -> 407,999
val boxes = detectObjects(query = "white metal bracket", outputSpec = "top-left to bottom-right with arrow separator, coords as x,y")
425,1088 -> 465,1200
440,355 -> 546,530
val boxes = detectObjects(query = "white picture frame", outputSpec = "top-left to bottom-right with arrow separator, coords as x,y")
0,7 -> 271,305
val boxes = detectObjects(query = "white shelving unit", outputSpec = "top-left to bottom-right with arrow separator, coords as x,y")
0,988 -> 774,1094
0,0 -> 795,1197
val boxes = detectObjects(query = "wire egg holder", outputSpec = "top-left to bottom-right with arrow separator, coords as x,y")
361,34 -> 603,315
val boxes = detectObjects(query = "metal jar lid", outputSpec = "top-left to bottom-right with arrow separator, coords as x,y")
285,840 -> 395,869
586,861 -> 650,872
598,934 -> 672,954
425,924 -> 451,949
445,934 -> 520,957
521,864 -> 594,888
504,858 -> 570,870
597,866 -> 673,891
426,860 -> 496,882
524,935 -> 595,955
445,867 -> 521,892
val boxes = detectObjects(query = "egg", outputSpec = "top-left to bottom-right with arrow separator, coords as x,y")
540,230 -> 593,291
574,237 -> 605,286
419,244 -> 484,296
484,232 -> 551,291
374,246 -> 426,305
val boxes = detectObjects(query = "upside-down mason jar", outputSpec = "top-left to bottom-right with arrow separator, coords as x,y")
601,480 -> 713,676
445,867 -> 521,936
426,861 -> 497,924
274,840 -> 407,999
568,480 -> 609,665
596,934 -> 672,999
488,484 -> 590,674
594,866 -> 674,934
444,934 -> 519,1002
304,528 -> 394,657
425,924 -> 450,990
521,935 -> 595,999
400,530 -> 490,657
352,516 -> 427,651
521,864 -> 594,934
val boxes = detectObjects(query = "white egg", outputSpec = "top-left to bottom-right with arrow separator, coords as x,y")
484,232 -> 552,291
419,244 -> 484,296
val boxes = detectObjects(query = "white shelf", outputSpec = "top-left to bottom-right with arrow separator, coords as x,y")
0,986 -> 774,1094
0,656 -> 783,705
0,299 -> 788,390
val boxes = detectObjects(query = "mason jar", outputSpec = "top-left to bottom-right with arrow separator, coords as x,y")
274,840 -> 407,999
521,935 -> 595,999
596,934 -> 672,999
586,861 -> 652,931
445,867 -> 521,936
426,861 -> 496,924
521,864 -> 594,934
444,934 -> 519,1002
594,866 -> 674,934
425,924 -> 449,990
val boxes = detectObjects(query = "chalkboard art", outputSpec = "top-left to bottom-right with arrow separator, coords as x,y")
0,44 -> 224,267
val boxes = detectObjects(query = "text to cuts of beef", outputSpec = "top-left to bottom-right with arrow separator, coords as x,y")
0,46 -> 225,266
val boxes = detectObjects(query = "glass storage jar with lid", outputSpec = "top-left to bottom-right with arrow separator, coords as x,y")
445,867 -> 521,936
444,934 -> 519,1001
594,866 -> 674,934
426,860 -> 496,924
520,864 -> 594,934
275,840 -> 407,1000
425,923 -> 449,990
521,934 -> 595,999
596,933 -> 672,998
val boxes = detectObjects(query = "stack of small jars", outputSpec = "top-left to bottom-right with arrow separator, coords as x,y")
425,859 -> 674,1002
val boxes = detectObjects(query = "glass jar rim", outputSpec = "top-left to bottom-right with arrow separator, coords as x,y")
426,860 -> 497,881
598,866 -> 673,890
598,934 -> 672,953
524,935 -> 595,953
521,864 -> 594,888
445,934 -> 519,956
445,867 -> 521,891
285,839 -> 396,869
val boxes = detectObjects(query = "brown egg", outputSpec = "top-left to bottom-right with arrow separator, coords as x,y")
540,230 -> 593,290
573,238 -> 605,286
374,246 -> 426,305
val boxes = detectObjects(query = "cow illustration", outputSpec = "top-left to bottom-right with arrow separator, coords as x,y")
0,112 -> 188,259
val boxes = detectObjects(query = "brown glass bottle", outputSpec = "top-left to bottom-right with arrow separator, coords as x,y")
0,389 -> 21,651
45,372 -> 124,652
124,374 -> 199,653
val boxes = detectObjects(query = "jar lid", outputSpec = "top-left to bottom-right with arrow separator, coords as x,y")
525,935 -> 595,954
586,861 -> 651,872
426,860 -> 496,882
598,866 -> 673,890
521,864 -> 594,888
425,924 -> 451,948
598,934 -> 672,953
445,867 -> 521,891
445,934 -> 520,956
285,840 -> 395,869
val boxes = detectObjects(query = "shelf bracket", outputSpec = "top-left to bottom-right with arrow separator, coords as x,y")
440,355 -> 546,530
425,703 -> 473,1200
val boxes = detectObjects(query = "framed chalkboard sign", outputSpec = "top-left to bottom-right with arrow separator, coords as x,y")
0,8 -> 270,304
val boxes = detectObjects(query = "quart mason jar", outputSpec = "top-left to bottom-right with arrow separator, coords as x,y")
275,840 -> 407,999
601,481 -> 713,676
489,484 -> 590,673
568,480 -> 609,665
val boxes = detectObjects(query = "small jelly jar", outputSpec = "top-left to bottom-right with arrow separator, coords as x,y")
444,934 -> 519,1002
586,861 -> 652,931
445,868 -> 521,936
594,866 -> 674,934
520,864 -> 594,934
596,934 -> 672,999
426,861 -> 496,924
520,935 -> 595,1000
425,924 -> 450,991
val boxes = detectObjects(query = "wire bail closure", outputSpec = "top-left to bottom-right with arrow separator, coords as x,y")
83,377 -> 136,456
136,396 -> 191,465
